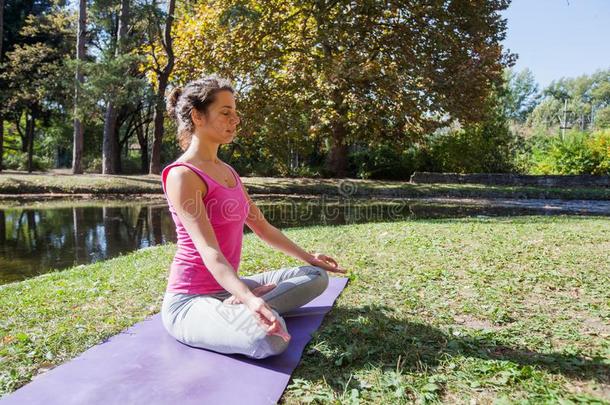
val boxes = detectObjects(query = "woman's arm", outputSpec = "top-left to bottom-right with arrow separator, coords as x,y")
241,183 -> 346,273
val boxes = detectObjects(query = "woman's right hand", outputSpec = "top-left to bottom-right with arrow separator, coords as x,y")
244,296 -> 291,342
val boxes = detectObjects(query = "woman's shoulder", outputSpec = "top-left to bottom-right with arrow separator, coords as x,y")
163,161 -> 210,192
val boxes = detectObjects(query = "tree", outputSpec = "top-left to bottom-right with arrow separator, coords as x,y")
0,0 -> 4,171
1,0 -> 59,172
146,0 -> 176,175
72,0 -> 87,174
503,68 -> 540,123
1,10 -> 74,172
528,69 -> 610,131
102,0 -> 130,174
170,0 -> 515,177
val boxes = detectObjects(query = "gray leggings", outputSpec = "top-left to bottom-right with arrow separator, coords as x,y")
161,265 -> 329,359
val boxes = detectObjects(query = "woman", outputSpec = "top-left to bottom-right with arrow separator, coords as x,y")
160,75 -> 347,359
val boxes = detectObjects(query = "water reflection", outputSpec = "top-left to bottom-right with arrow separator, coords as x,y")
0,204 -> 175,284
0,198 -> 606,285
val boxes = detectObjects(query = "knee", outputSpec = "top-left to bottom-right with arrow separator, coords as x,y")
249,335 -> 290,359
308,265 -> 329,294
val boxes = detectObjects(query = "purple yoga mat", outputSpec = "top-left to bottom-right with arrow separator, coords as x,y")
1,277 -> 348,405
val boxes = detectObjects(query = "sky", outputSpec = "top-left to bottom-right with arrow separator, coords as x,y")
501,0 -> 610,88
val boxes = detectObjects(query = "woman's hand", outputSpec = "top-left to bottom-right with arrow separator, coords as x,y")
308,252 -> 347,274
244,296 -> 291,342
223,283 -> 276,305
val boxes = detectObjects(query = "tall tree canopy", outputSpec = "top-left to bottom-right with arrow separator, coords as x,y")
503,68 -> 540,123
0,3 -> 74,172
169,0 -> 515,176
529,69 -> 610,131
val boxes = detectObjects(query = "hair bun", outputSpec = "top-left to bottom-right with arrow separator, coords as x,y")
166,87 -> 183,120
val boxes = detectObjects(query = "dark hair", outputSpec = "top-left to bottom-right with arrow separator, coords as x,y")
166,75 -> 235,150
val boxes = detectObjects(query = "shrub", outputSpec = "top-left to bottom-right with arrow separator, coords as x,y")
349,143 -> 420,180
528,130 -> 610,175
424,121 -> 518,174
83,156 -> 103,173
3,152 -> 51,171
588,130 -> 610,175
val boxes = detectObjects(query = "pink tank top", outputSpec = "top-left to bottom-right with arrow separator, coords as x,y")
161,161 -> 250,294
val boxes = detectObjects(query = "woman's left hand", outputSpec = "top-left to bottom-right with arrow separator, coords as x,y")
308,253 -> 347,274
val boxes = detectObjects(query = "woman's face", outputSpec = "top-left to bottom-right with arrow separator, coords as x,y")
193,90 -> 241,144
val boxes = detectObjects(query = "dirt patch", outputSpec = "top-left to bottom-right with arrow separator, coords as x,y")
453,315 -> 502,331
566,379 -> 610,401
579,316 -> 610,337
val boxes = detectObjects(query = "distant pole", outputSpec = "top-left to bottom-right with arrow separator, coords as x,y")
562,99 -> 567,140
557,98 -> 572,140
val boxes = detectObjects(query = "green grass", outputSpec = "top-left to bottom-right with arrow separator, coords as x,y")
1,171 -> 610,200
1,217 -> 609,403
0,172 -> 162,194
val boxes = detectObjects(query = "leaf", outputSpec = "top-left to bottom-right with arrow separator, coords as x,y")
421,383 -> 439,393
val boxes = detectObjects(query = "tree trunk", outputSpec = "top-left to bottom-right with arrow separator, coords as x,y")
26,109 -> 36,173
0,120 -> 4,172
21,131 -> 28,153
0,210 -> 5,245
114,120 -> 122,173
327,122 -> 349,178
0,0 -> 4,172
102,0 -> 129,175
102,103 -> 117,174
0,0 -> 3,62
149,86 -> 166,175
326,89 -> 349,177
72,0 -> 86,174
136,112 -> 148,173
149,0 -> 176,175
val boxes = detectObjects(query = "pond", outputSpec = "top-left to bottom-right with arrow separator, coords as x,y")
1,196 -> 608,285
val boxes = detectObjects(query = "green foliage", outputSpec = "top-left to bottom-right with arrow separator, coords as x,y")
121,151 -> 146,175
171,0 -> 513,176
524,130 -> 610,175
3,152 -> 52,171
349,143 -> 420,180
1,2 -> 607,179
421,84 -> 519,174
0,9 -> 74,113
503,68 -> 541,123
83,156 -> 103,173
529,69 -> 610,131
594,105 -> 610,128
77,54 -> 150,117
423,123 -> 517,174
588,130 -> 610,174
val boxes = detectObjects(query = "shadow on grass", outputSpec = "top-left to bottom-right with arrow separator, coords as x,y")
300,305 -> 609,387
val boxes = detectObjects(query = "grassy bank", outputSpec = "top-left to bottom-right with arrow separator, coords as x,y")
1,171 -> 610,200
1,217 -> 609,403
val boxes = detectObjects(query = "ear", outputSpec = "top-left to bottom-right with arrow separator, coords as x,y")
191,109 -> 206,127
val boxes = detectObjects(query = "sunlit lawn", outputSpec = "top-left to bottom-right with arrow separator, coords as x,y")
1,216 -> 609,403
